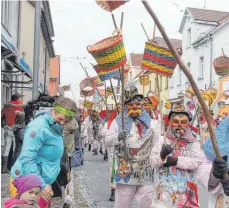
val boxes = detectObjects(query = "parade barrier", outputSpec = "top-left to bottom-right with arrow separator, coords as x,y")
80,77 -> 96,97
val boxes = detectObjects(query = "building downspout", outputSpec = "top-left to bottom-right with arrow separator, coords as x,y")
209,35 -> 213,88
44,47 -> 47,93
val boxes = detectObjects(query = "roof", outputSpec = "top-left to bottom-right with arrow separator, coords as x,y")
179,7 -> 229,33
129,53 -> 143,67
187,7 -> 229,24
153,37 -> 182,54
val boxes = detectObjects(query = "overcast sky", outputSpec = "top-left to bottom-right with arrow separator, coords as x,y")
49,0 -> 229,103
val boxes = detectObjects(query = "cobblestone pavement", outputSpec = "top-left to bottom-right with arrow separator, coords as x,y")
0,150 -> 209,207
1,149 -> 137,208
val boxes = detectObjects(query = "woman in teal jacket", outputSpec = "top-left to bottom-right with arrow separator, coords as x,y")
10,96 -> 77,200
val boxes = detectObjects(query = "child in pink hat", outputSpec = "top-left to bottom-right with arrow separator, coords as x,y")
5,174 -> 49,208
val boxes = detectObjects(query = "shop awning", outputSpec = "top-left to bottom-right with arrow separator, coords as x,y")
1,34 -> 18,59
19,58 -> 32,78
6,58 -> 32,79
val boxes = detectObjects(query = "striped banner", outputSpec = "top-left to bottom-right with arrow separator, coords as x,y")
142,42 -> 177,77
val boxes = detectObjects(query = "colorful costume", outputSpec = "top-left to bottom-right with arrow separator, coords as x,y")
106,86 -> 161,208
150,104 -> 220,208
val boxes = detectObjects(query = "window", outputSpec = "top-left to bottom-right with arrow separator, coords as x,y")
1,0 -> 11,32
154,77 -> 157,92
165,77 -> 168,90
187,28 -> 191,48
169,76 -> 174,88
199,56 -> 204,78
178,67 -> 182,85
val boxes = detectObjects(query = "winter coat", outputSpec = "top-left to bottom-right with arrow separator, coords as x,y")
11,113 -> 64,189
1,100 -> 23,127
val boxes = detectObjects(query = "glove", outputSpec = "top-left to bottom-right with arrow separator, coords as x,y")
221,178 -> 229,196
164,157 -> 178,167
212,156 -> 228,179
160,144 -> 173,160
118,130 -> 127,141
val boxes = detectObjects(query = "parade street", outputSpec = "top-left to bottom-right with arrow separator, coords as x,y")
1,148 -> 210,208
2,150 -> 139,208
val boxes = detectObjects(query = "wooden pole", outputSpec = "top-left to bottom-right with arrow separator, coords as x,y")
110,79 -> 120,113
96,88 -> 108,109
104,81 -> 107,110
142,0 -> 220,157
111,12 -> 127,157
141,23 -> 150,41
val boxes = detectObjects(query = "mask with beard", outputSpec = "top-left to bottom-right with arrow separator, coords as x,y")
126,98 -> 142,118
169,114 -> 189,138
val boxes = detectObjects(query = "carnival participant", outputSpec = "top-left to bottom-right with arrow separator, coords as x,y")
102,110 -> 118,201
10,96 -> 77,205
63,118 -> 78,169
202,116 -> 229,207
143,95 -> 160,121
1,93 -> 23,173
106,86 -> 161,208
83,109 -> 93,151
12,111 -> 26,164
150,104 -> 221,208
91,110 -> 104,156
4,174 -> 47,208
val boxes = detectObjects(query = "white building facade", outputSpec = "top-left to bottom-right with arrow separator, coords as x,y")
169,7 -> 229,113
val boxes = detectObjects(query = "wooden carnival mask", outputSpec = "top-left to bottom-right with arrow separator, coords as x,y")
126,98 -> 143,118
170,114 -> 190,138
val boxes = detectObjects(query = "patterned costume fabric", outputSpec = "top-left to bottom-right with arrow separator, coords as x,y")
107,111 -> 161,186
151,133 -> 206,208
203,116 -> 229,166
115,108 -> 151,136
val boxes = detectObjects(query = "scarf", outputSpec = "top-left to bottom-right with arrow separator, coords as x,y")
115,108 -> 151,136
166,126 -> 197,143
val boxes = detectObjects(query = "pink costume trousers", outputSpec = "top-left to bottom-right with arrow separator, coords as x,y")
115,183 -> 154,208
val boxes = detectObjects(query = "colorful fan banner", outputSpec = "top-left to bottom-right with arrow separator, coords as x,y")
142,42 -> 177,77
